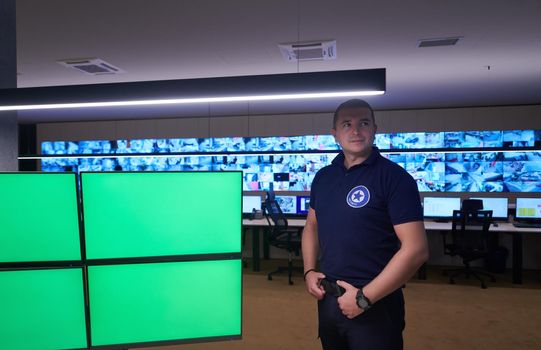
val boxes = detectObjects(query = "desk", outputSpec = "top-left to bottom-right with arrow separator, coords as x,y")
243,219 -> 541,284
424,221 -> 541,284
242,218 -> 305,272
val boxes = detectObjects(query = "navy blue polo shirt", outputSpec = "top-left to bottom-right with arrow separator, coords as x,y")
310,147 -> 423,286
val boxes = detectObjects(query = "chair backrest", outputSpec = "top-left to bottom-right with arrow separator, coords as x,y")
263,191 -> 289,233
451,209 -> 493,255
461,199 -> 483,212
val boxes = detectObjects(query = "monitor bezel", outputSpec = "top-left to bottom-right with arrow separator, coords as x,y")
514,197 -> 541,223
469,196 -> 509,221
422,196 -> 462,220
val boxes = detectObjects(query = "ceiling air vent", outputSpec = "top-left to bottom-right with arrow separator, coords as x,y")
279,40 -> 336,61
57,58 -> 125,75
418,37 -> 462,47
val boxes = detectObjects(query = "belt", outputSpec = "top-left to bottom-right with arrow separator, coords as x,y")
320,279 -> 345,297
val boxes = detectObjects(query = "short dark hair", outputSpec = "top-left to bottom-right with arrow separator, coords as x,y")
333,99 -> 375,128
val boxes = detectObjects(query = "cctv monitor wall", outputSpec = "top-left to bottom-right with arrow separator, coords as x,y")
81,171 -> 242,259
1,171 -> 243,350
423,196 -> 461,220
470,197 -> 509,220
0,173 -> 81,263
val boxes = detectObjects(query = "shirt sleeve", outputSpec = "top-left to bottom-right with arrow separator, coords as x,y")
309,171 -> 321,211
387,169 -> 424,225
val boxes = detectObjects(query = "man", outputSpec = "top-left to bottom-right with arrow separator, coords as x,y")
302,99 -> 428,349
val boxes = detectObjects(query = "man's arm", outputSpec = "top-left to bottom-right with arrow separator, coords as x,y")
302,208 -> 326,300
337,221 -> 428,318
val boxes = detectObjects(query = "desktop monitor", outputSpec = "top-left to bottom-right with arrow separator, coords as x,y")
296,195 -> 311,216
0,173 -> 81,263
423,197 -> 461,220
88,259 -> 242,347
275,195 -> 297,215
242,195 -> 262,216
81,171 -> 242,259
470,197 -> 509,221
515,198 -> 541,221
0,268 -> 87,350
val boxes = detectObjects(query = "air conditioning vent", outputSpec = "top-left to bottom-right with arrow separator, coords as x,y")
57,58 -> 125,75
418,37 -> 462,47
279,40 -> 336,61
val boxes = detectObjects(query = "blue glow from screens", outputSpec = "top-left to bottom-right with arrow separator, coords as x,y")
40,129 -> 540,193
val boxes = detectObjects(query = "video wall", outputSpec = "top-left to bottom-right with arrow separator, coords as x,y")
40,129 -> 541,192
0,172 -> 242,350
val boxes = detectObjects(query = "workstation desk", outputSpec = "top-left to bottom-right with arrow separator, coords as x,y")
243,218 -> 541,284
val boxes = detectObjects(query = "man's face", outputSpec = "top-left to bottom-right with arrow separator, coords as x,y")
331,107 -> 377,158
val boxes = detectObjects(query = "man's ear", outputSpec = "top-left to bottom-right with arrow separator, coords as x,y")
374,124 -> 378,134
331,128 -> 337,138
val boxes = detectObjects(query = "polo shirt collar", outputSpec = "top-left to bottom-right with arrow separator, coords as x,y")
332,146 -> 381,171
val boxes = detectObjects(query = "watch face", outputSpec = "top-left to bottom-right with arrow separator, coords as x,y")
357,296 -> 368,309
356,290 -> 370,310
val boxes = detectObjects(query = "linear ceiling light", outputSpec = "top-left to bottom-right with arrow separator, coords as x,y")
0,69 -> 385,111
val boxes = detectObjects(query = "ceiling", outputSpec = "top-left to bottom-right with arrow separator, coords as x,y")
12,0 -> 541,123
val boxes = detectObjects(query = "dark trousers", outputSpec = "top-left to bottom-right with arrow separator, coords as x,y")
318,289 -> 405,350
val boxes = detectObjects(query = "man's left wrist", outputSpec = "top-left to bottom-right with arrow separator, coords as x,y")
355,288 -> 372,311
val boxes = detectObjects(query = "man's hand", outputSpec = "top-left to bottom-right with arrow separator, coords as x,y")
305,270 -> 326,300
336,280 -> 363,319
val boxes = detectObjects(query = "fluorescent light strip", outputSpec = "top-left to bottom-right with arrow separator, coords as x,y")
0,90 -> 384,111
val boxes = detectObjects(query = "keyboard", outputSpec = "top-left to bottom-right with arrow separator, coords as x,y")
512,222 -> 541,228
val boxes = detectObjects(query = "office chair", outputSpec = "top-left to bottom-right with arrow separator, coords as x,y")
262,191 -> 303,285
442,204 -> 496,289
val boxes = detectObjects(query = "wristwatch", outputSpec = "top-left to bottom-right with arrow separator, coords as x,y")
355,289 -> 372,311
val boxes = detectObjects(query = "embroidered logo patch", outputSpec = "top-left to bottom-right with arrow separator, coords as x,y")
346,185 -> 370,208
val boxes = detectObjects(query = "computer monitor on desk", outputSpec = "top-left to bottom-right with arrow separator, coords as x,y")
297,196 -> 310,216
242,195 -> 262,218
423,196 -> 461,222
274,195 -> 309,217
470,197 -> 509,221
514,197 -> 541,227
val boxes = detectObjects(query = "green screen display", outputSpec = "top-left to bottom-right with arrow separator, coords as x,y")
0,268 -> 87,350
88,259 -> 242,346
0,173 -> 81,263
81,172 -> 242,259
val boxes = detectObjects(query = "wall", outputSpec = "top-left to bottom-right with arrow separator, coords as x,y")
0,114 -> 18,170
0,0 -> 18,171
37,104 -> 541,142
